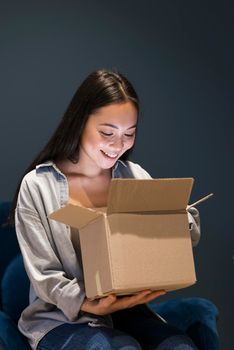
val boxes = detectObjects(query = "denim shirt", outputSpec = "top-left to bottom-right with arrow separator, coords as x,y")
15,160 -> 200,350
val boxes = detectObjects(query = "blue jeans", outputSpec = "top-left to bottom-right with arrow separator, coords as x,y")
37,305 -> 198,350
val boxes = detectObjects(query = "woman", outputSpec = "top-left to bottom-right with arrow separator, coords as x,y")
13,69 -> 200,349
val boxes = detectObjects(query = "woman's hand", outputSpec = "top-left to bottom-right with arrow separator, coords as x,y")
80,289 -> 165,316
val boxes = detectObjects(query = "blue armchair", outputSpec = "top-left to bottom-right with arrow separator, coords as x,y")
0,202 -> 219,349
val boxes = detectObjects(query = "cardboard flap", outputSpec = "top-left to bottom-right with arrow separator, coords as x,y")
49,203 -> 103,229
107,178 -> 194,214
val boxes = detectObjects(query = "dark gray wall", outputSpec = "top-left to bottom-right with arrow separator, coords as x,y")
1,1 -> 233,348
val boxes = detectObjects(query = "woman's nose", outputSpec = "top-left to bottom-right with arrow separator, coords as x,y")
109,137 -> 124,150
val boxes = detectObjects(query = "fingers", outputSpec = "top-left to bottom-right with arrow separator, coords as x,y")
142,290 -> 166,303
97,294 -> 118,314
83,289 -> 166,315
100,294 -> 117,307
129,290 -> 152,304
117,289 -> 166,308
112,290 -> 155,310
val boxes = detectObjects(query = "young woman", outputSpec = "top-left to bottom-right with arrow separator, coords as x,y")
13,69 -> 200,350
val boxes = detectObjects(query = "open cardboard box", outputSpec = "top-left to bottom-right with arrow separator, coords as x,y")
49,178 -> 196,299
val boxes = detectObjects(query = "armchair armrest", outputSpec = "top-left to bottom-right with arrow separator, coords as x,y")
0,311 -> 29,350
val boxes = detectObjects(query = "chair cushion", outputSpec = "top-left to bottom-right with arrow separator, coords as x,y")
0,311 -> 29,350
0,202 -> 12,225
0,202 -> 20,302
1,255 -> 30,323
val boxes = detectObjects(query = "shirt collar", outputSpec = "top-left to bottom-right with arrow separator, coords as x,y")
112,159 -> 127,173
36,161 -> 65,177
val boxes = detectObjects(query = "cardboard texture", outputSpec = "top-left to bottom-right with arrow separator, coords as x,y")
49,178 -> 196,299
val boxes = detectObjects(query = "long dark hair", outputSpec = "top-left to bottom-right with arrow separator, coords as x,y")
8,69 -> 139,225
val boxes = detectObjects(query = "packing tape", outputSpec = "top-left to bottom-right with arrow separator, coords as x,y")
95,271 -> 103,296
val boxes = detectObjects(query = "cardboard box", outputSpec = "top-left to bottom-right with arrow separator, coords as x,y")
49,178 -> 196,299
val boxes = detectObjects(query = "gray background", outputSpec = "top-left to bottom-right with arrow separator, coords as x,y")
1,1 -> 233,348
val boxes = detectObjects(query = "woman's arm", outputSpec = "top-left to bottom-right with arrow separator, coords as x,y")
15,176 -> 86,322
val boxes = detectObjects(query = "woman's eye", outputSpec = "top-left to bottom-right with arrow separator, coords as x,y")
124,133 -> 135,138
100,131 -> 113,136
99,131 -> 135,138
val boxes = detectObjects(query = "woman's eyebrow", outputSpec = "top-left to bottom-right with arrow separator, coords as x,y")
99,123 -> 137,130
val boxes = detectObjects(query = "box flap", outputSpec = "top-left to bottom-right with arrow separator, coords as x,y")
49,203 -> 103,229
107,178 -> 194,214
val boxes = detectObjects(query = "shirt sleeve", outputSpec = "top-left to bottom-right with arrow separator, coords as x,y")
126,161 -> 152,179
15,182 -> 85,322
187,206 -> 201,247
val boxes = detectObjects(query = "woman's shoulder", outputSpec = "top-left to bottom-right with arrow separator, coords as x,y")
17,162 -> 63,211
20,168 -> 37,187
20,161 -> 62,193
120,160 -> 152,179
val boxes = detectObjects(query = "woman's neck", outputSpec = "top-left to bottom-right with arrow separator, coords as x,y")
56,158 -> 112,179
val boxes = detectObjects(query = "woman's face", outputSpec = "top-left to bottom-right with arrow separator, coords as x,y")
79,102 -> 137,171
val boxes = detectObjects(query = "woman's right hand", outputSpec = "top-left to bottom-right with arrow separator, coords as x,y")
80,289 -> 165,316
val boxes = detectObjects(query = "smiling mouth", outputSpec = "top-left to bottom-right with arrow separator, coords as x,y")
101,150 -> 119,159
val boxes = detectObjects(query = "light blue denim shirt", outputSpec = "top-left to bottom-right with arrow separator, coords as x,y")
15,160 -> 200,350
